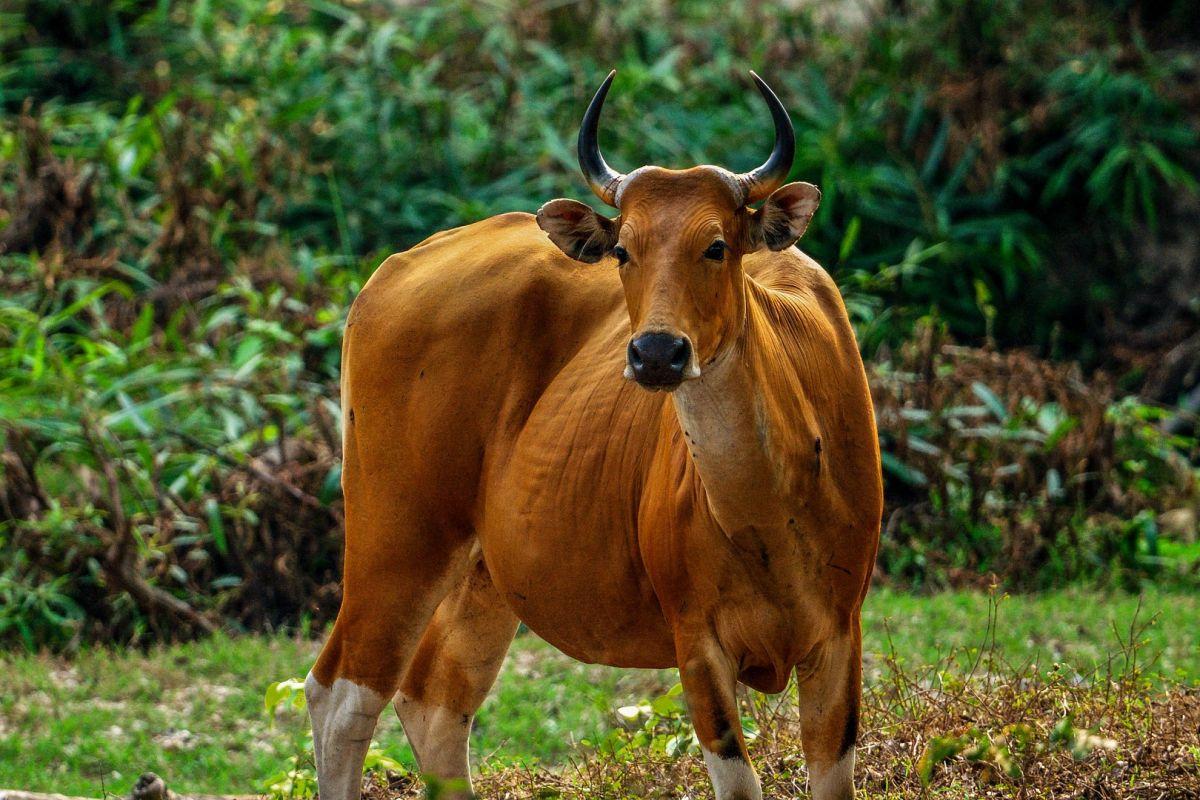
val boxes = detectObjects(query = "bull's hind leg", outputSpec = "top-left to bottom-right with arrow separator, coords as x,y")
796,624 -> 862,800
394,550 -> 518,799
305,507 -> 473,800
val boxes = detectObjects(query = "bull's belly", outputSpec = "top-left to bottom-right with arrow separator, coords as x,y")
478,509 -> 677,668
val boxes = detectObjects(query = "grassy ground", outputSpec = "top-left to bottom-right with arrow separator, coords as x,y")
0,588 -> 1196,796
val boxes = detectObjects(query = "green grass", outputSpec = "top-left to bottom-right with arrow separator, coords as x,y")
860,587 -> 1200,684
1,588 -> 1196,796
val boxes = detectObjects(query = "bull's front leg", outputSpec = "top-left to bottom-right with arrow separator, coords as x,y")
796,626 -> 861,800
677,638 -> 762,800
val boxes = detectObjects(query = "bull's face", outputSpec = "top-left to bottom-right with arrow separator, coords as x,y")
538,72 -> 820,392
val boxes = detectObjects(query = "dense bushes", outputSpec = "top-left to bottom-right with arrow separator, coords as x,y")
873,324 -> 1198,590
5,0 -> 1197,351
2,0 -> 1198,648
0,246 -> 349,646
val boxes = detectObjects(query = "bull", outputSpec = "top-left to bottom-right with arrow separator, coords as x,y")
305,70 -> 882,800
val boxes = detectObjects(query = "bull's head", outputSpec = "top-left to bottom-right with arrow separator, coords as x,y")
538,70 -> 820,391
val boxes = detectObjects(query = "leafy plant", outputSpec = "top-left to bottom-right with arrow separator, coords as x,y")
1033,52 -> 1198,232
874,323 -> 1199,589
595,681 -> 761,761
0,541 -> 85,649
602,682 -> 699,758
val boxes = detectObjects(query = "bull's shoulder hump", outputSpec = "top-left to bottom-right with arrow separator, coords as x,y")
745,247 -> 842,308
370,212 -> 604,286
348,212 -> 620,337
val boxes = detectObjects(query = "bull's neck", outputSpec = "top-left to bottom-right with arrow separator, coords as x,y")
670,278 -> 820,535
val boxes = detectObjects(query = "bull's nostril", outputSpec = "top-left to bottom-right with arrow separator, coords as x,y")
669,338 -> 689,370
627,340 -> 644,368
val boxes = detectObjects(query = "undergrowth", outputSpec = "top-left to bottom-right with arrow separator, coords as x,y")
2,588 -> 1195,795
265,592 -> 1200,800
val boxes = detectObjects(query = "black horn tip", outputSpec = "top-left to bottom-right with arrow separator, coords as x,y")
736,70 -> 795,204
749,70 -> 777,102
588,70 -> 617,106
578,69 -> 625,207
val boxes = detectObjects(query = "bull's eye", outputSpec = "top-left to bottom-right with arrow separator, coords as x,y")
703,241 -> 726,261
612,244 -> 629,265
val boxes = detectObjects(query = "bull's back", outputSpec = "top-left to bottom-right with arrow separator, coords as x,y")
340,212 -> 625,530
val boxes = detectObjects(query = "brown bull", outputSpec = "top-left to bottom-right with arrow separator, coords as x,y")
305,71 -> 882,800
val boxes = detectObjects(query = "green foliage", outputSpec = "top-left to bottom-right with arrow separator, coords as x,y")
264,678 -> 308,717
4,0 -> 1196,347
0,534 -> 85,649
0,250 -> 354,646
916,718 -> 1117,787
875,325 -> 1199,589
1034,52 -> 1198,232
1049,716 -> 1120,761
924,701 -> 1133,790
1,0 -> 1198,648
602,682 -> 702,758
262,756 -> 317,800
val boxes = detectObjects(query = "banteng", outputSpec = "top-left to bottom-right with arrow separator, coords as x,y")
306,71 -> 882,800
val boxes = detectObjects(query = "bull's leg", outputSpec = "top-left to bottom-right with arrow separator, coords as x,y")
394,550 -> 518,799
305,509 -> 472,800
796,624 -> 861,800
677,639 -> 763,800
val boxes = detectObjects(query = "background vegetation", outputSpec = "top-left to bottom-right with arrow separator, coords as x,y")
5,0 -> 1199,649
3,1 -> 1200,797
3,0 -> 1200,647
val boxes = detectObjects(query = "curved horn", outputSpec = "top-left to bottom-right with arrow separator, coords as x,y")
734,71 -> 796,204
578,70 -> 625,207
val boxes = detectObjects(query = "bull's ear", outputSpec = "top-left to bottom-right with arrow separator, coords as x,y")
747,182 -> 821,252
536,199 -> 618,263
